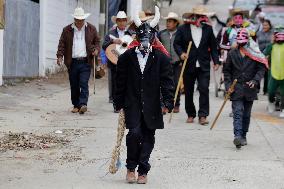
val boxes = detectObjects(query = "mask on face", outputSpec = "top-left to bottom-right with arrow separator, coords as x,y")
134,6 -> 160,56
183,14 -> 196,25
195,15 -> 209,27
233,14 -> 243,28
237,28 -> 249,47
274,32 -> 284,43
136,23 -> 157,55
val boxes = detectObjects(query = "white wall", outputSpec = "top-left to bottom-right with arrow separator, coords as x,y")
39,0 -> 100,76
127,0 -> 142,20
0,30 -> 3,85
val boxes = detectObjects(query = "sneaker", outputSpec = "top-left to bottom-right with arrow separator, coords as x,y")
79,105 -> 87,114
137,174 -> 147,184
126,170 -> 136,184
233,137 -> 242,149
241,137 -> 247,146
279,110 -> 284,118
268,102 -> 275,114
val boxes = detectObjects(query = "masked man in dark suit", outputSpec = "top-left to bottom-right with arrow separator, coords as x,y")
174,6 -> 220,125
114,6 -> 174,184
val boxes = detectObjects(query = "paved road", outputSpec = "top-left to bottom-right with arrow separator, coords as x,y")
0,70 -> 283,189
1,1 -> 284,188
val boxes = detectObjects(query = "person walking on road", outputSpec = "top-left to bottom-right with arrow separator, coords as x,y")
264,26 -> 284,118
223,28 -> 267,149
158,12 -> 181,114
174,5 -> 220,125
257,19 -> 273,95
56,7 -> 100,114
114,6 -> 174,184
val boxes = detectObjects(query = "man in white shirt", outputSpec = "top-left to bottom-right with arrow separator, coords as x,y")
56,7 -> 100,114
174,6 -> 220,125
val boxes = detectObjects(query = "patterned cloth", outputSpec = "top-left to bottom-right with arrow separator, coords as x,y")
128,38 -> 170,57
240,39 -> 269,68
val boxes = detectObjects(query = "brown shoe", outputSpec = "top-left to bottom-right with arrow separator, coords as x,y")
186,117 -> 194,123
173,106 -> 180,113
137,174 -> 147,184
126,170 -> 136,184
162,107 -> 168,115
199,117 -> 209,125
71,107 -> 79,113
79,105 -> 87,114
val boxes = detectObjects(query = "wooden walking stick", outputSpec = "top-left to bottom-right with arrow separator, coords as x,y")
169,41 -> 192,123
210,79 -> 238,130
93,56 -> 96,94
109,110 -> 126,174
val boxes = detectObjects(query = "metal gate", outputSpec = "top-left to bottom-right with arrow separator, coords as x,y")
3,0 -> 40,78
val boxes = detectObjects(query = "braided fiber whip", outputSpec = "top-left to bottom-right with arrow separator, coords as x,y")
109,110 -> 126,174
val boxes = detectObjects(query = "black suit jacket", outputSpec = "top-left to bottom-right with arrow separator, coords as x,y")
174,24 -> 220,73
114,48 -> 175,129
223,48 -> 266,101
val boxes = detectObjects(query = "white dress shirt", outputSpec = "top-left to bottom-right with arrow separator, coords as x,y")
190,24 -> 202,67
72,23 -> 87,58
117,28 -> 126,38
135,47 -> 150,74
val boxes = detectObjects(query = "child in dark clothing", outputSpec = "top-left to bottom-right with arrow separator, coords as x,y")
223,28 -> 267,149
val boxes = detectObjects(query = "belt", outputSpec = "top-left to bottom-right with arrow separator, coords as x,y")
72,57 -> 88,62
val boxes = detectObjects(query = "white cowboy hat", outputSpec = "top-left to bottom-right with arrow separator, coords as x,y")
162,12 -> 181,23
72,7 -> 90,20
183,5 -> 215,18
111,11 -> 130,23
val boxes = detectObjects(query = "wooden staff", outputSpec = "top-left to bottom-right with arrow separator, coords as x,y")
169,41 -> 192,123
210,79 -> 238,130
93,56 -> 96,94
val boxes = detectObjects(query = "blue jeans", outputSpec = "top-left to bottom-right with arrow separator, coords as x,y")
232,100 -> 254,138
68,60 -> 91,108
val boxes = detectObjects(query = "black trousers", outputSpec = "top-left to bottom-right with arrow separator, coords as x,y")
183,68 -> 210,118
68,60 -> 91,108
172,62 -> 182,107
263,70 -> 268,94
161,62 -> 182,108
126,114 -> 156,175
109,64 -> 117,104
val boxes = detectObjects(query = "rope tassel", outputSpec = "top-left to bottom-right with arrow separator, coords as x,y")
109,110 -> 126,174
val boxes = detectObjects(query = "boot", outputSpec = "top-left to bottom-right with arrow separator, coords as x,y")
71,107 -> 79,113
79,105 -> 87,114
199,117 -> 209,125
241,137 -> 247,146
126,170 -> 136,184
137,174 -> 147,184
233,137 -> 242,149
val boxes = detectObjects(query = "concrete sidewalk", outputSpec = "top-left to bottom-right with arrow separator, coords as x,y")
0,73 -> 283,189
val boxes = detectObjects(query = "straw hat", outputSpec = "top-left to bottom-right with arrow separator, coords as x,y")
111,11 -> 130,23
183,5 -> 215,18
138,11 -> 155,21
229,8 -> 250,18
72,7 -> 90,20
162,12 -> 181,23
